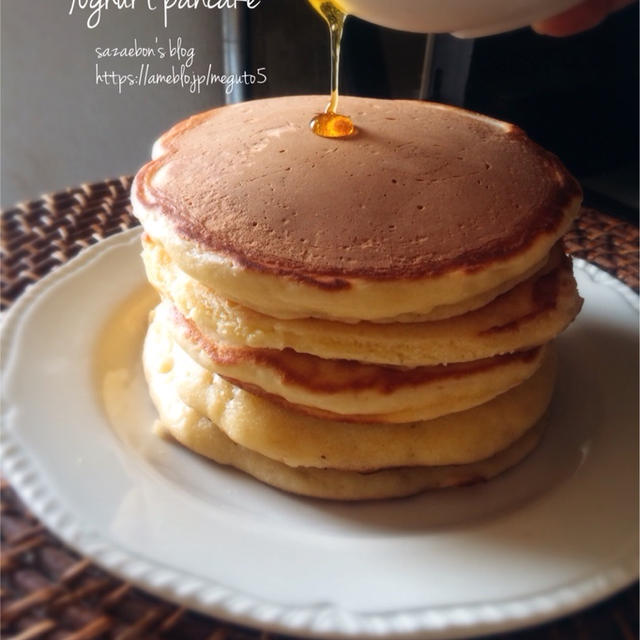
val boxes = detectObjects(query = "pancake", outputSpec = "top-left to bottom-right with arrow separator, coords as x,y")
132,95 -> 582,322
158,302 -> 548,423
143,234 -> 582,366
142,233 -> 558,325
143,315 -> 549,499
144,311 -> 556,471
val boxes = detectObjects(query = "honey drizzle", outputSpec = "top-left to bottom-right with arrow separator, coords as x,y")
309,0 -> 355,138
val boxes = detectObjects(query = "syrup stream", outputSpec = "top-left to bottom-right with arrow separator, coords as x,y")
309,0 -> 355,138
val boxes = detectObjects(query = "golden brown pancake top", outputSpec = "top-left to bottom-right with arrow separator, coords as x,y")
135,95 -> 581,280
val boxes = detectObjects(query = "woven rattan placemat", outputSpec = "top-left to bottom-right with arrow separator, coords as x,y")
1,179 -> 638,639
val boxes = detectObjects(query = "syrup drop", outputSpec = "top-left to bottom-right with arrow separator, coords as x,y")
310,111 -> 355,138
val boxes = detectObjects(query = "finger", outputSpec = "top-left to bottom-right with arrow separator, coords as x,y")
532,0 -> 635,36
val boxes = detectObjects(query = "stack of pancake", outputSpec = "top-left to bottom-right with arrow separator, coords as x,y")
132,95 -> 583,500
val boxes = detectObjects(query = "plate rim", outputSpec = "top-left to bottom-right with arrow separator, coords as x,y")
1,229 -> 638,640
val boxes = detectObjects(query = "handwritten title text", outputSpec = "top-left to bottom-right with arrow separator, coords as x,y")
69,0 -> 262,29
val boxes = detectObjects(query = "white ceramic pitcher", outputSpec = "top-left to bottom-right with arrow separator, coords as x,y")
337,0 -> 582,36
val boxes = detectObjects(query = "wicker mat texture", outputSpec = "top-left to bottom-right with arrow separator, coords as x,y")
1,177 -> 638,640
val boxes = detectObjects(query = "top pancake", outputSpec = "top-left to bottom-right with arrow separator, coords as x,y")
133,95 -> 581,321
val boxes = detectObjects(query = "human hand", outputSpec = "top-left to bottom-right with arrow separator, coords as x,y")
533,0 -> 635,35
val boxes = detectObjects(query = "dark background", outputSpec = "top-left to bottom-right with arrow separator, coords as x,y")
244,1 -> 639,223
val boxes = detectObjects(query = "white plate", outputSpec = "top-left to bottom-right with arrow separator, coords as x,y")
1,229 -> 638,640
